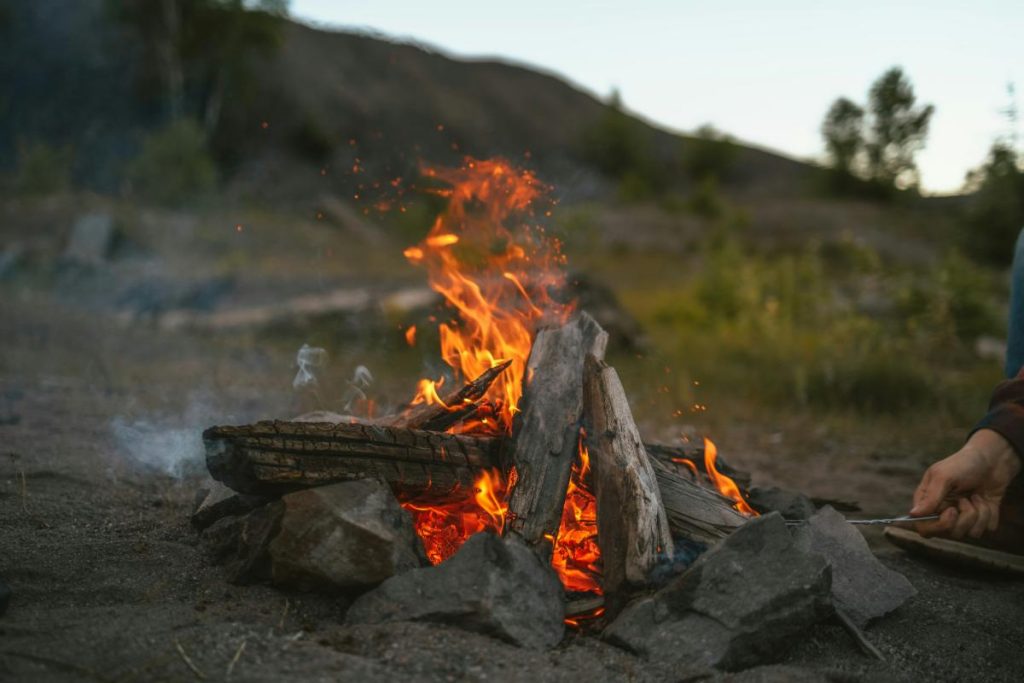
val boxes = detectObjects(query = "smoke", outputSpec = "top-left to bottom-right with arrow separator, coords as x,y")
108,393 -> 236,480
110,416 -> 205,479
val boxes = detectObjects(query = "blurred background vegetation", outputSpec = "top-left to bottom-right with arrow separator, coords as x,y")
2,0 -> 1022,486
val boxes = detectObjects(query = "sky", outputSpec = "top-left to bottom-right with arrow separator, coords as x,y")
291,1 -> 1022,194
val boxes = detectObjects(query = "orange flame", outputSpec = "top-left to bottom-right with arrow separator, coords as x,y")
703,437 -> 758,516
550,436 -> 602,593
403,157 -> 570,435
411,378 -> 447,407
404,469 -> 508,565
404,325 -> 417,347
398,157 -> 598,594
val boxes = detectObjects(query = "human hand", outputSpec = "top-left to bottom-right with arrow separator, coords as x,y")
911,429 -> 1022,539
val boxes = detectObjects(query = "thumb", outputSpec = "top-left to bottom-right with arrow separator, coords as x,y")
911,468 -> 952,516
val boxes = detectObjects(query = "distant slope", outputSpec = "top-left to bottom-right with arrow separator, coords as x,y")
0,3 -> 820,200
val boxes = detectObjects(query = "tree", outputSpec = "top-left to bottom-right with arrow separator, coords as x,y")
110,1 -> 289,134
580,90 -> 663,200
683,124 -> 738,181
865,67 -> 934,188
963,143 -> 1024,266
821,97 -> 864,177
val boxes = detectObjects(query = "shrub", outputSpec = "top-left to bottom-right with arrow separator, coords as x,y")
13,139 -> 73,195
962,143 -> 1024,267
128,119 -> 217,206
682,124 -> 737,182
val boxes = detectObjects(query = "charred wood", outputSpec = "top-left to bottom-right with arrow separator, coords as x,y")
505,313 -> 608,552
203,420 -> 502,501
378,360 -> 513,431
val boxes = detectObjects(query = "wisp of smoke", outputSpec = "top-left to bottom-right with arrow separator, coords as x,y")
110,416 -> 205,478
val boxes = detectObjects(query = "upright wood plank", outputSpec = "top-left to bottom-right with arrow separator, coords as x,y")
582,354 -> 674,611
505,312 -> 608,552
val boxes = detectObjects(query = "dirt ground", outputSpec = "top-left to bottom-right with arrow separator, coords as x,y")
1,204 -> 1023,682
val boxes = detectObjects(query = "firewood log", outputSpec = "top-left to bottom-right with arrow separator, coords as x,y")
203,420 -> 502,501
582,354 -> 674,611
377,360 -> 514,431
505,313 -> 608,552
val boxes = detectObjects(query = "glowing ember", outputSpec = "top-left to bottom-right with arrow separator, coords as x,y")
404,469 -> 509,565
550,436 -> 602,593
703,437 -> 758,516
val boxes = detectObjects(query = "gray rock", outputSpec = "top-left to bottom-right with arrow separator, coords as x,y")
722,664 -> 855,682
748,486 -> 817,521
201,501 -> 284,584
604,513 -> 831,671
63,213 -> 117,266
346,532 -> 565,650
269,480 -> 424,592
793,506 -> 916,627
191,481 -> 268,531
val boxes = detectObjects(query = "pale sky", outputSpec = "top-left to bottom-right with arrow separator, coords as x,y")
291,1 -> 1022,194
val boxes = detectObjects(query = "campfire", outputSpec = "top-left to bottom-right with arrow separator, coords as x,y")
204,157 -> 757,616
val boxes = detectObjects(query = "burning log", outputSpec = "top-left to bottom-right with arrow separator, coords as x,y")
582,354 -> 674,609
378,360 -> 513,431
648,457 -> 748,545
505,313 -> 608,550
203,420 -> 501,500
644,442 -> 753,491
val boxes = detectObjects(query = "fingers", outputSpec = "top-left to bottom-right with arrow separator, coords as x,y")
967,496 -> 991,539
916,506 -> 958,537
911,465 -> 953,516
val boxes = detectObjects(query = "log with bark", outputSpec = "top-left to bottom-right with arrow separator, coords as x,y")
582,353 -> 675,612
505,312 -> 608,552
203,420 -> 501,501
649,457 -> 749,545
376,360 -> 513,432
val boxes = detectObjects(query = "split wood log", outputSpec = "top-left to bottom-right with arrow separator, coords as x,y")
644,441 -> 753,491
203,420 -> 502,501
378,360 -> 513,431
505,313 -> 609,552
582,354 -> 674,610
649,457 -> 749,545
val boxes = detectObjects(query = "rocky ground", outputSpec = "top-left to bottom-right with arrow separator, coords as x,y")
1,205 -> 1023,682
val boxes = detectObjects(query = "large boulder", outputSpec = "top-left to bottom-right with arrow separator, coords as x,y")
794,506 -> 916,627
604,513 -> 831,671
346,532 -> 565,650
269,479 -> 425,592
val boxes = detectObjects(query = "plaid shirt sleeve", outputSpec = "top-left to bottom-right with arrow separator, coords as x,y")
971,365 -> 1024,460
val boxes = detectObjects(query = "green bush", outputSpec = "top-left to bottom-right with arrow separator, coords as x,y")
13,139 -> 73,195
580,91 -> 665,202
962,143 -> 1024,266
806,347 -> 935,413
687,176 -> 725,219
128,119 -> 217,206
682,124 -> 737,181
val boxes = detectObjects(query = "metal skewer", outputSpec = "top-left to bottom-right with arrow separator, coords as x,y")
785,513 -> 940,527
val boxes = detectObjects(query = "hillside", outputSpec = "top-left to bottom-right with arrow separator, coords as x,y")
0,1 -> 820,202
